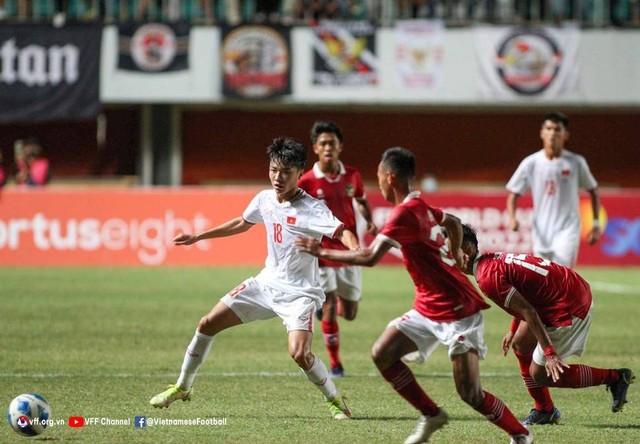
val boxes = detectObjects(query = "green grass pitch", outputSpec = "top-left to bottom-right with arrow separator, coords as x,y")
1,266 -> 639,443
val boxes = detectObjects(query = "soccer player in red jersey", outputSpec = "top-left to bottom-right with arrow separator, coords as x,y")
460,224 -> 634,418
298,121 -> 376,378
296,147 -> 533,444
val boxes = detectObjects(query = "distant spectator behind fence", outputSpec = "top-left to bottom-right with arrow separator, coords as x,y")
0,150 -> 7,187
14,138 -> 52,186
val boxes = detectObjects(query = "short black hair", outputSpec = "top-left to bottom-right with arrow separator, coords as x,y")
462,223 -> 479,252
380,147 -> 415,182
267,137 -> 307,170
310,121 -> 343,144
543,112 -> 569,130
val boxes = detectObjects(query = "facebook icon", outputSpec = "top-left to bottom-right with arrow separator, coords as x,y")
134,416 -> 146,428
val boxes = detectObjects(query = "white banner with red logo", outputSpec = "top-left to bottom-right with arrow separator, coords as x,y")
0,187 -> 638,267
393,20 -> 445,88
474,25 -> 580,100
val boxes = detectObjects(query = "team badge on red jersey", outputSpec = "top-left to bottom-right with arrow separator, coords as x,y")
345,184 -> 355,197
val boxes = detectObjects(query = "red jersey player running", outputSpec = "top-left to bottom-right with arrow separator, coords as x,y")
459,224 -> 634,418
296,147 -> 533,444
298,121 -> 376,377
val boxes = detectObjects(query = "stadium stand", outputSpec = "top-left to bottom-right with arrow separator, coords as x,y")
0,0 -> 637,26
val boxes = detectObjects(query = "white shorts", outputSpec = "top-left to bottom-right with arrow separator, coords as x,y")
533,311 -> 592,366
534,228 -> 579,268
388,309 -> 488,361
221,277 -> 318,333
536,248 -> 578,269
318,266 -> 362,301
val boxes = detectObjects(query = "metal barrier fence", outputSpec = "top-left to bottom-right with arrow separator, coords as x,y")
0,0 -> 637,28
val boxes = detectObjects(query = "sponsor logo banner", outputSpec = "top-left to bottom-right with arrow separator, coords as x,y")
475,25 -> 580,99
1,188 -> 637,266
222,24 -> 291,99
0,188 -> 265,266
363,191 -> 640,266
0,24 -> 101,123
118,22 -> 190,72
313,20 -> 377,86
394,20 -> 445,88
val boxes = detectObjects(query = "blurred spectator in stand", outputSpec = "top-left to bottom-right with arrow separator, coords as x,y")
255,0 -> 281,21
136,0 -> 181,21
399,0 -> 432,18
0,150 -> 7,187
14,138 -> 52,187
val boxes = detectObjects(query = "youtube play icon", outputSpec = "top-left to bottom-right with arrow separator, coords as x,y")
68,416 -> 85,427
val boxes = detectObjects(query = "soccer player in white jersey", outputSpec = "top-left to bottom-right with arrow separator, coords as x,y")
149,137 -> 357,419
506,111 -> 601,267
505,111 -> 601,425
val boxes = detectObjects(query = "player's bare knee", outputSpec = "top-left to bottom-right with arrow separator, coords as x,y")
457,383 -> 483,407
371,343 -> 394,370
197,315 -> 215,336
291,349 -> 312,369
343,311 -> 357,321
531,366 -> 550,385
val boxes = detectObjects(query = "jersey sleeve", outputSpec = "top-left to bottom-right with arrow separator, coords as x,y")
242,192 -> 264,224
505,157 -> 531,195
577,155 -> 598,190
353,170 -> 365,199
427,204 -> 444,224
297,172 -> 312,193
307,199 -> 345,239
378,205 -> 419,248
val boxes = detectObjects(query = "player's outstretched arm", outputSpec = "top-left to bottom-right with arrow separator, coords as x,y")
508,291 -> 569,382
295,236 -> 391,267
174,217 -> 254,246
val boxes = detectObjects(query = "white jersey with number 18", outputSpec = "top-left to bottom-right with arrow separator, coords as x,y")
242,189 -> 345,300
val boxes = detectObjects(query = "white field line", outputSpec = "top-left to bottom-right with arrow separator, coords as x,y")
0,371 -> 518,379
589,280 -> 639,295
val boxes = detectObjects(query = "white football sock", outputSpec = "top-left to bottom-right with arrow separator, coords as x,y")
176,330 -> 215,390
302,354 -> 338,400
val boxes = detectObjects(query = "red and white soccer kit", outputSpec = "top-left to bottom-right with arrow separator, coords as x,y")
474,252 -> 593,364
377,191 -> 490,359
299,161 -> 365,300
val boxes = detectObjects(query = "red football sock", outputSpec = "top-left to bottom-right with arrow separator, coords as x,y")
475,391 -> 529,436
380,361 -> 439,416
321,320 -> 340,369
514,350 -> 554,412
551,364 -> 620,388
